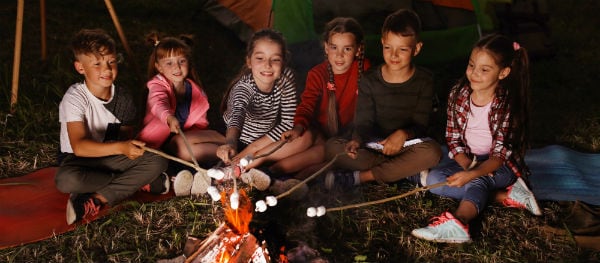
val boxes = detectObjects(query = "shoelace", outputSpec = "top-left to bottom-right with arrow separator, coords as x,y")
429,212 -> 453,226
83,198 -> 101,219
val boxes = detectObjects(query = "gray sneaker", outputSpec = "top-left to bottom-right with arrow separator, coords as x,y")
504,177 -> 542,216
190,170 -> 211,196
411,212 -> 471,243
173,170 -> 194,196
240,168 -> 271,191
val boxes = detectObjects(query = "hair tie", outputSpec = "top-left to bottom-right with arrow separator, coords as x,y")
513,41 -> 520,51
154,40 -> 160,47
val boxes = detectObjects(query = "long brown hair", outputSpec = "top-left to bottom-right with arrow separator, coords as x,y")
322,17 -> 365,136
220,28 -> 289,113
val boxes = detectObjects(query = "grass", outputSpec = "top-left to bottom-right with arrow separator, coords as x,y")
1,0 -> 599,262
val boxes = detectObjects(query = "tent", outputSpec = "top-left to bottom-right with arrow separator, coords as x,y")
203,0 -> 504,91
206,0 -> 507,63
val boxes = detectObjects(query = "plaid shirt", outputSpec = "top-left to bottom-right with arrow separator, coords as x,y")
446,84 -> 522,176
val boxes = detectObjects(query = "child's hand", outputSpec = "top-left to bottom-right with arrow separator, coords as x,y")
345,140 -> 360,159
124,140 -> 145,160
216,144 -> 237,164
167,115 -> 180,134
281,125 -> 304,141
380,130 -> 408,156
446,170 -> 476,187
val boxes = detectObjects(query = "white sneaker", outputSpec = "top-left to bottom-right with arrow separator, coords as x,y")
504,177 -> 542,216
411,212 -> 471,243
190,171 -> 211,196
240,168 -> 271,191
419,169 -> 429,187
173,170 -> 193,196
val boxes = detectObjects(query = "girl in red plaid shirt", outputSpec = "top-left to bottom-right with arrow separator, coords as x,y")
412,34 -> 541,243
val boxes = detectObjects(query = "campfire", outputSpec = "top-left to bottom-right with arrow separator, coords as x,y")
183,189 -> 271,263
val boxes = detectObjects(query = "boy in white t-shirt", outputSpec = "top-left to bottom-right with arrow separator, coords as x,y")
55,29 -> 168,225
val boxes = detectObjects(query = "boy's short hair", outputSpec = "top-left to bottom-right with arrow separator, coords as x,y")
382,9 -> 422,41
71,28 -> 116,59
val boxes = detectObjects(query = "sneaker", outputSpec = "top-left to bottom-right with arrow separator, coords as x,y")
190,171 -> 211,195
240,168 -> 272,191
324,170 -> 358,190
503,177 -> 542,216
269,178 -> 308,200
66,193 -> 103,225
173,170 -> 194,196
419,169 -> 429,187
411,212 -> 471,243
141,172 -> 170,195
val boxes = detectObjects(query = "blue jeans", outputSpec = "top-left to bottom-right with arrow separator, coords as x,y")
425,155 -> 517,213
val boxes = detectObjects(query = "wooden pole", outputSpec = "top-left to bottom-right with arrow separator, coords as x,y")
10,0 -> 25,113
40,0 -> 47,61
103,0 -> 141,80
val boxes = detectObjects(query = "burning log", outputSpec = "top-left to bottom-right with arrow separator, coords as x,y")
183,223 -> 270,263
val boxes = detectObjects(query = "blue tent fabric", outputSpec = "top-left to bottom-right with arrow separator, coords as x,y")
525,145 -> 600,205
436,145 -> 600,205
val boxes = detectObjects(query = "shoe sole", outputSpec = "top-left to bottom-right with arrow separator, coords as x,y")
241,168 -> 271,191
515,177 -> 542,216
66,198 -> 76,225
411,230 -> 471,244
174,170 -> 194,196
190,171 -> 211,195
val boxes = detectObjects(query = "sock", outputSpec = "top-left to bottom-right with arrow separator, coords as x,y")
353,171 -> 361,185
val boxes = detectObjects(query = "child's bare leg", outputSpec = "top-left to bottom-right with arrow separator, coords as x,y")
269,144 -> 325,174
246,132 -> 314,170
454,200 -> 478,225
167,130 -> 225,163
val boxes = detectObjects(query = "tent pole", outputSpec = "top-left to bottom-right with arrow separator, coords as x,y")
40,0 -> 47,61
10,0 -> 25,113
103,0 -> 142,83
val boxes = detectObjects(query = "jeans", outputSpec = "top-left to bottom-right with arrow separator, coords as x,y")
425,155 -> 516,213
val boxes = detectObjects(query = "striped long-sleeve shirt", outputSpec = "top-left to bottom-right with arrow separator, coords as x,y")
223,67 -> 297,145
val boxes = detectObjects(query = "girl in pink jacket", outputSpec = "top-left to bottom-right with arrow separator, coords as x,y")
138,33 -> 224,169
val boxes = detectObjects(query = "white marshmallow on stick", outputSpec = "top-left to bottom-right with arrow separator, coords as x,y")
207,186 -> 221,201
306,207 -> 317,217
255,200 -> 267,212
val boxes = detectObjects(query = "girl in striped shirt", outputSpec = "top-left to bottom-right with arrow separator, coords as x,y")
217,29 -> 312,176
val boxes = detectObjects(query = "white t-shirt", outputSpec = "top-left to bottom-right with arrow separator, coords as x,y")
59,82 -> 136,153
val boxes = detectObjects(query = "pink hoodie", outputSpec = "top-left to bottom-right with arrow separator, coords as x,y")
137,74 -> 209,149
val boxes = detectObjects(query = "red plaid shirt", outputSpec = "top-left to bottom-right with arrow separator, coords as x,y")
446,84 -> 522,176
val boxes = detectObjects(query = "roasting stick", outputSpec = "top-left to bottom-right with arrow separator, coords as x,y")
325,181 -> 448,213
275,152 -> 344,200
142,146 -> 200,171
307,155 -> 480,217
177,127 -> 202,170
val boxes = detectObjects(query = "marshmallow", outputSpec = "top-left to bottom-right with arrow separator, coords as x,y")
255,200 -> 267,212
207,168 -> 225,180
316,206 -> 326,217
239,156 -> 253,167
207,186 -> 221,201
265,196 -> 278,206
230,192 -> 239,210
306,207 -> 317,217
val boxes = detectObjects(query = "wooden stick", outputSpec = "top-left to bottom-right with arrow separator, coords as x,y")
326,181 -> 448,212
40,0 -> 47,61
141,146 -> 205,173
275,153 -> 343,200
10,0 -> 25,113
254,139 -> 288,159
177,126 -> 201,169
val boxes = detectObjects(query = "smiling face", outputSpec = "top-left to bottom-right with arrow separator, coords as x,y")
155,52 -> 189,84
466,47 -> 510,93
324,32 -> 359,74
246,38 -> 283,92
381,31 -> 422,73
74,51 -> 118,93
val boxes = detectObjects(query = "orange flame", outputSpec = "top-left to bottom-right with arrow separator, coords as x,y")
220,189 -> 253,235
